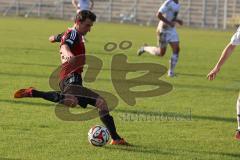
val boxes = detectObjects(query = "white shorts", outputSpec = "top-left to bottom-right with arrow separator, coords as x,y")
158,29 -> 179,48
230,28 -> 240,45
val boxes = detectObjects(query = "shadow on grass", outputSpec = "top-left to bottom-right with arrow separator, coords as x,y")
1,100 -> 235,123
3,47 -> 53,52
0,61 -> 167,73
0,99 -> 52,107
0,69 -> 238,93
0,158 -> 21,160
0,61 -> 57,68
196,150 -> 240,159
177,72 -> 237,81
175,148 -> 240,159
0,72 -> 48,79
177,73 -> 206,78
173,83 -> 238,92
104,144 -> 179,156
105,145 -> 240,159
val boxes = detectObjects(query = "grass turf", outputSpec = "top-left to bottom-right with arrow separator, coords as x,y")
0,17 -> 240,160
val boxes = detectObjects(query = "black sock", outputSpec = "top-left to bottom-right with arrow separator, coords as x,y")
100,113 -> 121,140
32,90 -> 62,103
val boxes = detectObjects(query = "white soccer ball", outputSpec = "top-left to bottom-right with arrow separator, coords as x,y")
88,125 -> 110,146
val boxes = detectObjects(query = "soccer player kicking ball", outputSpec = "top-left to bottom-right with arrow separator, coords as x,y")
207,26 -> 240,140
14,10 -> 128,145
137,0 -> 183,77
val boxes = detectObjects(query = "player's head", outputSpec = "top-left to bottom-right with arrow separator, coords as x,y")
74,10 -> 96,35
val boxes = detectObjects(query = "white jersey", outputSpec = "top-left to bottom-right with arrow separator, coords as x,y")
77,0 -> 91,11
230,27 -> 240,45
157,0 -> 181,32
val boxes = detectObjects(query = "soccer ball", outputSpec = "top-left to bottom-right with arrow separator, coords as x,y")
88,125 -> 110,146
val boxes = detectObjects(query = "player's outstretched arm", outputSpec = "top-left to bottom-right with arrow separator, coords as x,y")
174,19 -> 183,26
207,43 -> 236,80
172,12 -> 183,26
72,0 -> 79,10
49,33 -> 64,43
90,0 -> 94,10
157,12 -> 175,27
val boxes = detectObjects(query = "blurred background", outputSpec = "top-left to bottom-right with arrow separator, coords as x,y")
1,0 -> 240,30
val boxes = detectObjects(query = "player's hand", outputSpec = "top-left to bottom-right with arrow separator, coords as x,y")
177,20 -> 183,25
169,21 -> 175,27
207,67 -> 220,81
63,94 -> 78,107
49,35 -> 55,43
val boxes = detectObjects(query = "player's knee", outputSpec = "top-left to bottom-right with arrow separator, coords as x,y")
61,94 -> 78,107
173,46 -> 180,53
96,97 -> 109,111
176,47 -> 180,53
158,52 -> 165,57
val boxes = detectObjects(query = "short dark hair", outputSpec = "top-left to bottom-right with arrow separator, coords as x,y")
75,10 -> 96,23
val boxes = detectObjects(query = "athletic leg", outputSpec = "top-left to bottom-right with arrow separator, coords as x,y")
62,82 -> 127,144
14,87 -> 80,107
168,42 -> 180,77
235,93 -> 240,140
96,97 -> 128,145
14,87 -> 63,103
137,31 -> 167,57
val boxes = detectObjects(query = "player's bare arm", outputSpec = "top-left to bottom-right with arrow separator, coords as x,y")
207,43 -> 236,80
172,12 -> 183,26
49,32 -> 64,43
49,35 -> 55,43
90,0 -> 94,10
174,19 -> 183,25
72,0 -> 79,10
157,12 -> 175,27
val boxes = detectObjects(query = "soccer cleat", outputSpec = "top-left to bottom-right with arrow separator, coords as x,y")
137,46 -> 145,56
110,138 -> 129,145
235,130 -> 240,140
167,70 -> 175,77
14,87 -> 34,98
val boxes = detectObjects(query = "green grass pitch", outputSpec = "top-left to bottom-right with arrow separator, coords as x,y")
0,17 -> 240,160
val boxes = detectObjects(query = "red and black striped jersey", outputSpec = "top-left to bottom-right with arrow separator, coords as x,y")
59,28 -> 85,80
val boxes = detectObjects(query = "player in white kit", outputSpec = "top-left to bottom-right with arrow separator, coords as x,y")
49,0 -> 94,43
72,0 -> 94,13
137,0 -> 183,77
207,27 -> 240,140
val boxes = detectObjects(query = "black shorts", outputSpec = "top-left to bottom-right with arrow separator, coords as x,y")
59,73 -> 99,108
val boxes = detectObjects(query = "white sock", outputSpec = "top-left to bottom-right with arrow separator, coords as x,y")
237,96 -> 240,130
169,53 -> 179,72
144,47 -> 160,56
